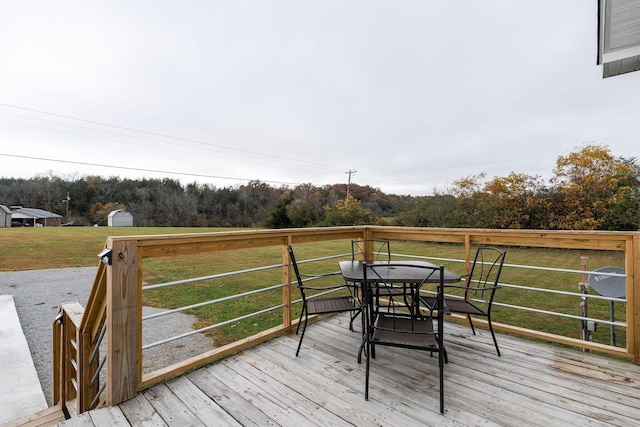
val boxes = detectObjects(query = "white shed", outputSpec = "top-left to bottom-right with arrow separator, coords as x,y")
107,209 -> 134,227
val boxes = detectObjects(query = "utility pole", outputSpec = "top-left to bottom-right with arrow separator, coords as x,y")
345,170 -> 357,199
63,192 -> 70,221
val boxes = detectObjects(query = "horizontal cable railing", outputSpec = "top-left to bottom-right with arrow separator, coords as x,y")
493,299 -> 627,328
141,283 -> 287,350
140,254 -> 351,352
497,282 -> 626,303
143,303 -> 287,350
143,263 -> 287,291
142,283 -> 285,321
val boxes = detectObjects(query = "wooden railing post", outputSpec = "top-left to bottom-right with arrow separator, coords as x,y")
282,238 -> 293,330
464,234 -> 472,274
106,239 -> 139,406
630,236 -> 640,363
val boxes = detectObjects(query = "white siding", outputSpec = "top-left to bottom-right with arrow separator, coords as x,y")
599,0 -> 640,77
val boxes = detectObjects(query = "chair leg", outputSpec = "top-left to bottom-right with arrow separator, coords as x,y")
295,313 -> 308,357
295,306 -> 306,335
488,317 -> 501,356
467,314 -> 476,335
365,336 -> 370,400
438,348 -> 444,414
349,308 -> 362,331
357,310 -> 367,364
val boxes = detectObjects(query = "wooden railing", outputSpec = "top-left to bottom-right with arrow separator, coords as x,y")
52,226 -> 640,414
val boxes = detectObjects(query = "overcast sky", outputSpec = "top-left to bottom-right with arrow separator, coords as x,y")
1,1 -> 638,196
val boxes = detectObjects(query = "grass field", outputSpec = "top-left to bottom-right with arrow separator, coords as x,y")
0,226 -> 628,351
0,226 -> 236,271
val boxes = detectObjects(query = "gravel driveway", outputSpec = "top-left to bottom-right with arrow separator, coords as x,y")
0,267 -> 214,406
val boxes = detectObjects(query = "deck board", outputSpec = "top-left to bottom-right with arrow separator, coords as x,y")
57,313 -> 640,426
117,393 -> 168,427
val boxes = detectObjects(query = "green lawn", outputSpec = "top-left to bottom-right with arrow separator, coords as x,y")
0,226 -> 237,271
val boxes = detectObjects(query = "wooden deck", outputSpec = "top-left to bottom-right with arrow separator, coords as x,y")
56,313 -> 640,426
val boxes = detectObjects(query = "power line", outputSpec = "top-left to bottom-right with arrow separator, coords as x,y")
0,102 -> 347,172
0,152 -> 301,186
0,118 -> 313,172
0,102 -> 417,188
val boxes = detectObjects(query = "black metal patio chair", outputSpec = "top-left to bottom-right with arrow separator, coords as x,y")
364,262 -> 447,414
421,246 -> 506,356
288,245 -> 363,357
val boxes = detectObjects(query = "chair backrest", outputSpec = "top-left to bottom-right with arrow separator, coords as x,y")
287,246 -> 306,295
465,246 -> 506,302
352,239 -> 391,262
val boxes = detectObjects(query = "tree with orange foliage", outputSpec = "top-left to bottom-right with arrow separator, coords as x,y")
549,144 -> 639,230
482,172 -> 550,229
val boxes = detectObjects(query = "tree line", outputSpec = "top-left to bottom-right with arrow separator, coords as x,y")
1,144 -> 639,231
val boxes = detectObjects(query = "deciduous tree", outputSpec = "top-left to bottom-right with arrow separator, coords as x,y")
549,144 -> 635,230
